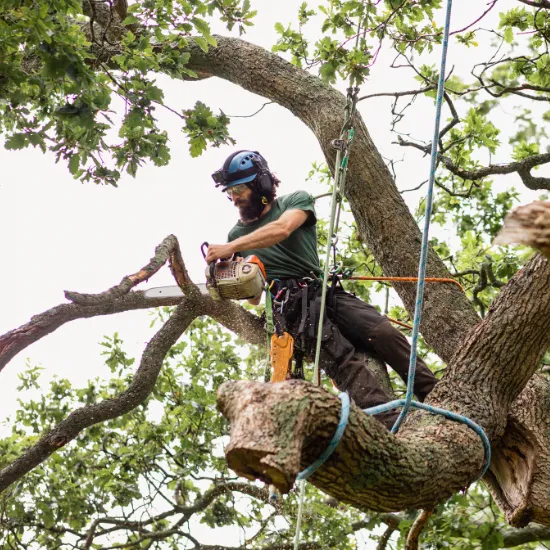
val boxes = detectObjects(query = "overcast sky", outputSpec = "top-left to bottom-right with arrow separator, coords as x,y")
0,1 -> 544,547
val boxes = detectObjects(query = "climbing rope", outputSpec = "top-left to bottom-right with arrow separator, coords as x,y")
312,85 -> 360,387
389,0 -> 453,434
296,392 -> 351,482
293,3 -> 491,548
294,1 -> 491,545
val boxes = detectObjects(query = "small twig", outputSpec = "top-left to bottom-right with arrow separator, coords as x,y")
376,524 -> 397,550
405,508 -> 433,550
358,85 -> 436,102
226,101 -> 273,118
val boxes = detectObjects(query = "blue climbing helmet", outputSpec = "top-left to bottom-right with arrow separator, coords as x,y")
211,150 -> 274,194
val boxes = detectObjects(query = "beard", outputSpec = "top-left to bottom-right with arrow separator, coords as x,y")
236,192 -> 265,223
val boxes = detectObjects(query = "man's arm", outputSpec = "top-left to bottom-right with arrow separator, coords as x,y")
205,209 -> 310,263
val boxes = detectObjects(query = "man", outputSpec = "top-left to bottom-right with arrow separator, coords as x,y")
206,150 -> 438,429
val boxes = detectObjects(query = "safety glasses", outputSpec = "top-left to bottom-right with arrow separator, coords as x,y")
225,183 -> 248,196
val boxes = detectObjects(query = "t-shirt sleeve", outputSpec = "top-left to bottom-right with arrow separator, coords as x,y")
281,190 -> 317,226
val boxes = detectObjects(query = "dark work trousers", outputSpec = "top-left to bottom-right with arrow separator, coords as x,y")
284,285 -> 438,430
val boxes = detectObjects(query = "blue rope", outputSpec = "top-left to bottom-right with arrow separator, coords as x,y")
297,392 -> 350,481
364,400 -> 491,478
295,2 -> 490,537
391,0 -> 453,434
384,0 -> 491,478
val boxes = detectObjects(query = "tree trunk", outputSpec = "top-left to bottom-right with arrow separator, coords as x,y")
217,253 -> 550,520
5,10 -> 550,527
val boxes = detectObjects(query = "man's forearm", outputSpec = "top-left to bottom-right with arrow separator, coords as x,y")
228,221 -> 290,254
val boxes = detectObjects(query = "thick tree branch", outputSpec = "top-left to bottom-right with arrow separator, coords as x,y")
0,235 -> 265,373
517,0 -> 550,9
501,524 -> 550,547
65,234 -> 195,305
0,291 -> 179,373
217,253 -> 550,514
0,297 -> 200,493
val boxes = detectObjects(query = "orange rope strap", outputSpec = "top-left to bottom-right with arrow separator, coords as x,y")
348,276 -> 464,292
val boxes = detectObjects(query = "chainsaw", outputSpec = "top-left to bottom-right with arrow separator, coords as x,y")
144,242 -> 266,301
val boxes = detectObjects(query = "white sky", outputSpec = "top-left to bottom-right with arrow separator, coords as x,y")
0,1 -> 545,547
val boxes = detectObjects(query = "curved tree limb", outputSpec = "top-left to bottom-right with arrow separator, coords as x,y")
217,252 -> 550,516
0,291 -> 180,373
0,234 -> 265,373
396,136 -> 550,190
405,508 -> 433,550
65,234 -> 195,305
0,295 -> 201,493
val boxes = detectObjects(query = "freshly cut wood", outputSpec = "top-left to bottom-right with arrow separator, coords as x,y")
494,201 -> 550,259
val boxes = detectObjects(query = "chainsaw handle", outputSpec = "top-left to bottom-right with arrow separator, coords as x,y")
200,242 -> 218,286
201,240 -> 236,263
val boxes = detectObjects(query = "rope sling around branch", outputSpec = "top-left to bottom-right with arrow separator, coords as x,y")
294,3 -> 490,546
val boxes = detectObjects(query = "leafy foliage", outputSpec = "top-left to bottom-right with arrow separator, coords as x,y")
0,0 -> 250,184
2,0 -> 550,548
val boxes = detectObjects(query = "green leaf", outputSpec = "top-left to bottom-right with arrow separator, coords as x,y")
122,15 -> 140,26
503,26 -> 513,44
4,134 -> 27,150
69,154 -> 80,175
192,18 -> 211,36
189,135 -> 207,157
195,36 -> 209,53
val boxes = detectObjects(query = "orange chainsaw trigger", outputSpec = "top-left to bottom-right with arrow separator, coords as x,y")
270,332 -> 294,382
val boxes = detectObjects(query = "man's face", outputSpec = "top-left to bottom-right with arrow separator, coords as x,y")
226,183 -> 264,223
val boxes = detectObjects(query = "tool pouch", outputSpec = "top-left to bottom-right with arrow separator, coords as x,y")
270,332 -> 294,382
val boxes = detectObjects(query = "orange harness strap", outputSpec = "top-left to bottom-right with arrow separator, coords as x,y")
348,276 -> 464,292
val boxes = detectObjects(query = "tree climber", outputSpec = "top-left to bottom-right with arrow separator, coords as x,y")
206,150 -> 438,429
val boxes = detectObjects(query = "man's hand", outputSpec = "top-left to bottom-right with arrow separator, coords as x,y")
205,243 -> 235,263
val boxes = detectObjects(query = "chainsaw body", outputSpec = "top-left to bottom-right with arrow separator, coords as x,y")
205,255 -> 266,301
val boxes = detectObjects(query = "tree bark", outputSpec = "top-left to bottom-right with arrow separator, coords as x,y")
4,9 -> 550,529
183,36 -> 481,363
217,253 -> 550,518
494,200 -> 550,260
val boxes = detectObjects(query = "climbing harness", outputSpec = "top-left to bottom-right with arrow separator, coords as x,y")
294,1 -> 490,547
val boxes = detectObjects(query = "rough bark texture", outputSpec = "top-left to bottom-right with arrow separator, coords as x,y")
494,200 -> 550,260
485,376 -> 550,527
218,379 -> 483,511
183,36 -> 481,363
3,13 -> 550,530
217,253 -> 550,518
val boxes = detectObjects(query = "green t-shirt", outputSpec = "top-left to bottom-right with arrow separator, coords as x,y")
227,191 -> 322,281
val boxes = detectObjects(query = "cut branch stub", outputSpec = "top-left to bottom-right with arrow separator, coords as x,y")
485,375 -> 550,527
217,380 -> 486,512
494,201 -> 550,259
